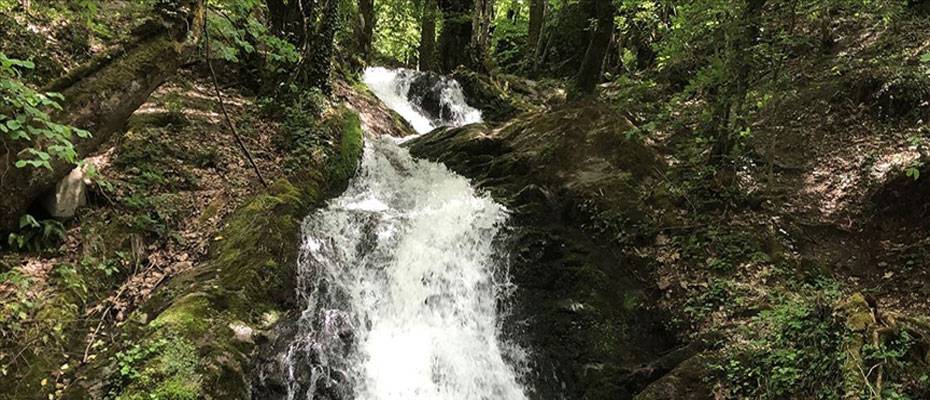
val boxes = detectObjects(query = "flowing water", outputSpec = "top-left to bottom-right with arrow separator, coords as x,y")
361,67 -> 483,134
276,68 -> 528,400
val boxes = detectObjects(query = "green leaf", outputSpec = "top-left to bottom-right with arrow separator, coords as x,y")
921,52 -> 930,64
19,214 -> 39,229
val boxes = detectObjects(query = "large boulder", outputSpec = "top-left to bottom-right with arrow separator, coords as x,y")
407,102 -> 684,399
406,70 -> 456,122
408,101 -> 667,238
449,68 -> 533,122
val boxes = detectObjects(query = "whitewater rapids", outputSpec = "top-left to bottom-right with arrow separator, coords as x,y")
277,67 -> 528,400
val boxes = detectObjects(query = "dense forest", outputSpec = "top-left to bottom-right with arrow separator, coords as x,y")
1,0 -> 930,399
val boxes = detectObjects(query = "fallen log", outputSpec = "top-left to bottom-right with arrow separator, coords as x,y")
0,0 -> 205,231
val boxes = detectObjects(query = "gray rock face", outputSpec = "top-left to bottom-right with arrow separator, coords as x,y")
406,71 -> 455,122
406,104 -> 682,399
42,164 -> 90,219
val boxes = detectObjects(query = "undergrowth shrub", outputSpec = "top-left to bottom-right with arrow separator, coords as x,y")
714,288 -> 846,399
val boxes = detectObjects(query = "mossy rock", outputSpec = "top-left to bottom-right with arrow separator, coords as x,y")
632,353 -> 714,400
408,101 -> 667,242
407,102 -> 678,399
450,68 -> 541,123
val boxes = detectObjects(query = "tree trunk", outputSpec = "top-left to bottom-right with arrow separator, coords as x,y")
471,0 -> 494,72
266,0 -> 314,47
0,0 -> 205,232
357,0 -> 375,60
710,0 -> 766,165
572,0 -> 615,97
527,0 -> 545,58
419,0 -> 438,71
300,0 -> 340,94
437,0 -> 475,73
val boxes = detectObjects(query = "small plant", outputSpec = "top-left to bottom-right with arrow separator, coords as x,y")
0,269 -> 35,334
7,214 -> 67,252
80,255 -> 121,277
684,278 -> 732,318
0,52 -> 90,170
905,133 -> 927,180
51,263 -> 88,300
115,338 -> 169,381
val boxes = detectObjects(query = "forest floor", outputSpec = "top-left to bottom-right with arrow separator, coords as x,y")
0,68 -> 287,396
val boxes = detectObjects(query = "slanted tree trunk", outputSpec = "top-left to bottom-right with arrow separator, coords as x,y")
572,0 -> 615,97
0,0 -> 205,231
357,0 -> 375,60
527,0 -> 545,59
419,0 -> 438,71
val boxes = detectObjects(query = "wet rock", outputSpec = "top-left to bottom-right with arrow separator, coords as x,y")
408,102 -> 679,399
632,353 -> 714,400
450,68 -> 523,122
405,70 -> 456,122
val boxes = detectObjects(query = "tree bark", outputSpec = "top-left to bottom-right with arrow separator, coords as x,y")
299,0 -> 340,94
266,0 -> 314,47
0,0 -> 205,231
527,0 -> 545,58
572,0 -> 615,97
471,0 -> 494,72
437,0 -> 475,73
710,0 -> 766,165
357,0 -> 375,60
418,0 -> 438,71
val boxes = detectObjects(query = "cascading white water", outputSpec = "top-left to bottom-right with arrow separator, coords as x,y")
362,67 -> 482,135
279,67 -> 527,400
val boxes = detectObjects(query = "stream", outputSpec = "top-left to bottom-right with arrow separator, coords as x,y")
273,67 -> 529,400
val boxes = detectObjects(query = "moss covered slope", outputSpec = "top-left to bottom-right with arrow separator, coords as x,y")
63,107 -> 363,400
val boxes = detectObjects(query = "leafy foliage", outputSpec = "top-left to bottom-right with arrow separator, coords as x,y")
0,52 -> 90,170
7,214 -> 66,252
205,0 -> 299,75
714,290 -> 847,399
490,0 -> 529,72
373,0 -> 422,64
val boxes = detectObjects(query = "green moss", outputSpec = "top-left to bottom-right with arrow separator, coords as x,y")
149,293 -> 212,337
89,106 -> 365,400
115,337 -> 202,400
326,107 -> 364,185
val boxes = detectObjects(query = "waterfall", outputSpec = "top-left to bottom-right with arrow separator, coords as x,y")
362,67 -> 482,134
275,68 -> 527,400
